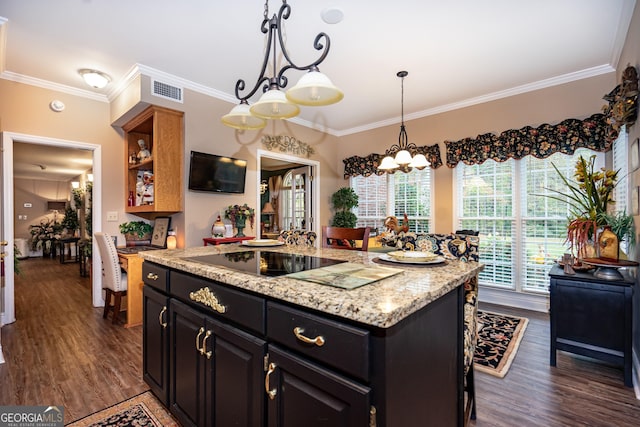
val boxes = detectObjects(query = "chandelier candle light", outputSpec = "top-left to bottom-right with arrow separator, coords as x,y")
378,71 -> 430,171
221,0 -> 343,130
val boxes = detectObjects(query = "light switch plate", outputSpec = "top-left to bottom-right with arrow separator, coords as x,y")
106,211 -> 118,222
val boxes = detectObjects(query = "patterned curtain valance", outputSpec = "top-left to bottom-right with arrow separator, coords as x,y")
343,144 -> 442,178
444,113 -> 612,168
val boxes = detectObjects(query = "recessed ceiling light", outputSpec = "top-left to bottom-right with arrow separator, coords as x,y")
321,7 -> 344,24
78,68 -> 111,89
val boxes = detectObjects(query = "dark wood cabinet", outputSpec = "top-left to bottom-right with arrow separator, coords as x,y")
143,261 -> 463,426
266,345 -> 371,427
142,286 -> 169,406
168,298 -> 267,427
549,265 -> 634,386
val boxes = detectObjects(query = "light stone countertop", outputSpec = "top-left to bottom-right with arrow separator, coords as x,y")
140,244 -> 484,329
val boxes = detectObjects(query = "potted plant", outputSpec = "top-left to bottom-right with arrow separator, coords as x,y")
545,155 -> 633,259
330,187 -> 359,227
61,205 -> 79,236
224,204 -> 255,237
119,221 -> 153,242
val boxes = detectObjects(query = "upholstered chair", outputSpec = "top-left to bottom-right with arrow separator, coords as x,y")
278,229 -> 317,246
95,232 -> 128,324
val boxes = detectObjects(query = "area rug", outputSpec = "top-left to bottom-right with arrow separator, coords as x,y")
474,310 -> 529,378
66,391 -> 178,427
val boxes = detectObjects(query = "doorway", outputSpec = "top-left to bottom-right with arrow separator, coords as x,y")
256,149 -> 319,237
1,132 -> 102,325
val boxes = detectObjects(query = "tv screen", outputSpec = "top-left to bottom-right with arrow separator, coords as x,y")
188,151 -> 247,194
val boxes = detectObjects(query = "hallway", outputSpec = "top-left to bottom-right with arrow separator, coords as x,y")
0,257 -> 147,423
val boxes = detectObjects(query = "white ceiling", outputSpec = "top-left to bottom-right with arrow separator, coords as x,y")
0,0 -> 635,138
12,142 -> 93,182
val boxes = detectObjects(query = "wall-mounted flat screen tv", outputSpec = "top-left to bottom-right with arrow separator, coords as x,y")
188,151 -> 247,194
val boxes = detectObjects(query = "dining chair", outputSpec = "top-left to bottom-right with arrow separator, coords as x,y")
278,229 -> 317,246
95,232 -> 128,324
321,226 -> 371,251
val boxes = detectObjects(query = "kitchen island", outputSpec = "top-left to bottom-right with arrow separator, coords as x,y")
140,244 -> 483,427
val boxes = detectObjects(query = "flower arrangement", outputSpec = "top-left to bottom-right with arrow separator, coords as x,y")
29,218 -> 64,251
224,204 -> 255,229
546,154 -> 634,258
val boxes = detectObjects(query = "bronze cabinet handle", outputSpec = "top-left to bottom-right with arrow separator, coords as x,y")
293,327 -> 325,347
201,330 -> 213,359
265,362 -> 277,400
195,327 -> 205,353
146,272 -> 159,280
158,306 -> 167,328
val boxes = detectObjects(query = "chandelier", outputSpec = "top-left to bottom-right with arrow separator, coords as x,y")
222,0 -> 344,130
378,71 -> 430,171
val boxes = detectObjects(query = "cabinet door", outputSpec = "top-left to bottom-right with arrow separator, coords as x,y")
169,299 -> 210,427
266,345 -> 371,427
207,318 -> 267,427
143,286 -> 169,406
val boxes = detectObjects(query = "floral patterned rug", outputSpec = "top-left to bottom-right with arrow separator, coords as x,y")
474,311 -> 529,378
66,391 -> 177,427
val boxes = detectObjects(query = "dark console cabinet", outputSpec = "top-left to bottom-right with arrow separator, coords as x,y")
549,265 -> 634,386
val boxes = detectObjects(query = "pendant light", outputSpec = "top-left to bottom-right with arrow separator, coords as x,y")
222,0 -> 343,130
378,71 -> 430,171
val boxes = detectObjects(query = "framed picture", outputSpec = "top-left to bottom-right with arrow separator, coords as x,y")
151,217 -> 171,248
631,138 -> 640,171
633,187 -> 640,216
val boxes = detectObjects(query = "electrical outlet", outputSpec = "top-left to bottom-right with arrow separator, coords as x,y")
107,211 -> 118,222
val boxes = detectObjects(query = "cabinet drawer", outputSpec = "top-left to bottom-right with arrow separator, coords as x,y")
142,262 -> 169,293
267,302 -> 369,382
170,271 -> 265,335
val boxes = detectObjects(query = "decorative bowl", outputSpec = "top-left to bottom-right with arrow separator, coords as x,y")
387,250 -> 437,262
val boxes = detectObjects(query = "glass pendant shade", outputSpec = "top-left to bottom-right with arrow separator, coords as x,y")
378,156 -> 399,170
250,89 -> 300,119
395,150 -> 413,165
409,154 -> 430,170
221,103 -> 267,130
286,70 -> 344,106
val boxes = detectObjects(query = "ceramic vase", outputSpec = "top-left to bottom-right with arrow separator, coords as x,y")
235,217 -> 247,237
211,216 -> 225,238
598,225 -> 619,261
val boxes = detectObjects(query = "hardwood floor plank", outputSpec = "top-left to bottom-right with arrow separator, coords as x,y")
0,257 -> 147,423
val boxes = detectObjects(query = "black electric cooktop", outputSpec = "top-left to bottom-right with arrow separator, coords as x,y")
186,251 -> 347,277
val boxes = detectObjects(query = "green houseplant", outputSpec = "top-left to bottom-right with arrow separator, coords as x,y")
119,221 -> 153,241
61,205 -> 79,235
330,187 -> 359,228
545,155 -> 634,258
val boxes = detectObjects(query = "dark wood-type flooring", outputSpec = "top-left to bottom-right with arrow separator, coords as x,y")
0,257 -> 147,422
1,257 -> 639,425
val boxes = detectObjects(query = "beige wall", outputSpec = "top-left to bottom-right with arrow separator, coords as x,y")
618,1 -> 640,259
338,73 -> 616,233
0,79 -> 124,240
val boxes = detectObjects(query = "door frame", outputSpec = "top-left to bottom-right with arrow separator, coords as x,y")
1,132 -> 103,325
256,149 -> 319,236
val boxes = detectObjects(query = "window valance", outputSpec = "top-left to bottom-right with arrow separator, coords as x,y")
343,144 -> 442,178
444,113 -> 612,168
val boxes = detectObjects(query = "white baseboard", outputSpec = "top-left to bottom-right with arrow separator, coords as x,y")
479,286 -> 549,313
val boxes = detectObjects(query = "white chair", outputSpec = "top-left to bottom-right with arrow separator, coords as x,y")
95,232 -> 128,324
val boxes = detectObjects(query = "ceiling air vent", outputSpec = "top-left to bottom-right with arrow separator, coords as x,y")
152,80 -> 183,103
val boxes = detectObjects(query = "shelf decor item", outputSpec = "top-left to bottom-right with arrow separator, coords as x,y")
211,216 -> 226,238
597,225 -> 619,261
545,154 -> 634,260
224,204 -> 255,237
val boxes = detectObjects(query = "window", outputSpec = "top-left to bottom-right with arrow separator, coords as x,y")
351,169 -> 433,232
456,148 -> 601,293
281,167 -> 312,230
